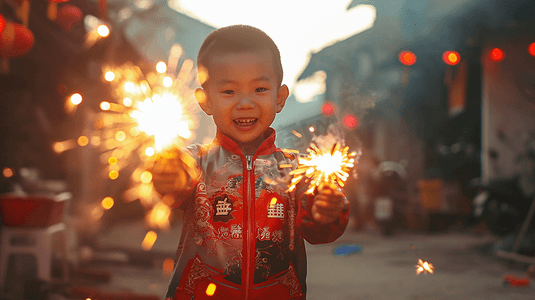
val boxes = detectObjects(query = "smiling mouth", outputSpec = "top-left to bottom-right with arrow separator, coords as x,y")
233,118 -> 258,126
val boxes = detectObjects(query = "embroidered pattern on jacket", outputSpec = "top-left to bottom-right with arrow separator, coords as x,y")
184,256 -> 218,293
268,202 -> 285,218
215,198 -> 232,215
276,264 -> 300,296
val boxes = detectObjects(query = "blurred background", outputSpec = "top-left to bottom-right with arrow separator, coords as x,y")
0,0 -> 535,299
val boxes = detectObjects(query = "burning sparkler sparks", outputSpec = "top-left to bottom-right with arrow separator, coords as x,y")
99,59 -> 195,152
411,243 -> 434,275
56,43 -> 198,231
93,55 -> 197,229
93,55 -> 196,175
287,142 -> 357,194
415,259 -> 434,275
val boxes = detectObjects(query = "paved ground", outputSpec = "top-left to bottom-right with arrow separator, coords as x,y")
305,229 -> 533,300
3,220 -> 534,299
86,220 -> 535,300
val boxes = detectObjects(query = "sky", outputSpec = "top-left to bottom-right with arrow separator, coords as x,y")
168,0 -> 376,91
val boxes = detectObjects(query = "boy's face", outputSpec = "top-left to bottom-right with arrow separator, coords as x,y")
196,50 -> 288,153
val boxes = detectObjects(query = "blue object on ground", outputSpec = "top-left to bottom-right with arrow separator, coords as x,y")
334,244 -> 363,256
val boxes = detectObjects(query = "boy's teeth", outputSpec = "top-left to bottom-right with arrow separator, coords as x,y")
234,118 -> 257,125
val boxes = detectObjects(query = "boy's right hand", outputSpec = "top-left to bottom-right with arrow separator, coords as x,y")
151,148 -> 199,198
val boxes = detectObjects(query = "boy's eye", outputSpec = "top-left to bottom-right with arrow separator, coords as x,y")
256,87 -> 268,93
222,90 -> 235,95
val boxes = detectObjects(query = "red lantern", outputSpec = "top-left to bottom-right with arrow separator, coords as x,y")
56,5 -> 82,31
528,42 -> 535,57
442,51 -> 461,66
0,21 -> 35,73
489,48 -> 504,62
399,51 -> 417,66
0,14 -> 5,35
343,114 -> 358,129
321,101 -> 335,116
47,0 -> 70,21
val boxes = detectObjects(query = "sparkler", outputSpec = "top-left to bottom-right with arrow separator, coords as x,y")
411,243 -> 434,275
287,142 -> 357,194
55,43 -> 198,230
97,55 -> 197,229
415,259 -> 434,275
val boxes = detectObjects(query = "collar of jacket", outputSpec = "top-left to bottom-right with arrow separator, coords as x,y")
213,127 -> 277,157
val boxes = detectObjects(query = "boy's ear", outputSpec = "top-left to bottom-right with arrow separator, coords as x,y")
195,88 -> 212,115
276,84 -> 289,113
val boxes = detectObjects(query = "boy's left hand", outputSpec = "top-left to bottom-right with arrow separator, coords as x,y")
311,182 -> 346,224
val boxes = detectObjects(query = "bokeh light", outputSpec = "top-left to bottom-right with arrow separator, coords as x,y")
156,61 -> 167,73
399,51 -> 416,66
97,24 -> 110,37
109,170 -> 119,180
140,171 -> 153,183
115,131 -> 126,141
70,93 -> 82,105
101,196 -> 114,210
147,202 -> 171,230
163,258 -> 174,275
124,82 -> 136,93
343,114 -> 358,129
163,76 -> 173,87
442,51 -> 460,65
141,230 -> 158,251
205,283 -> 217,296
145,147 -> 155,157
77,136 -> 89,146
105,71 -> 115,81
322,102 -> 335,116
108,157 -> 118,165
123,97 -> 133,107
100,101 -> 111,111
490,48 -> 504,62
529,42 -> 535,57
3,167 -> 14,178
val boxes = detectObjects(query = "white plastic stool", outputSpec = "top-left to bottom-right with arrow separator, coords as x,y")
0,223 -> 69,288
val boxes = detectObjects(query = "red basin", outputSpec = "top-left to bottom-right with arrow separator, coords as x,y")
0,196 -> 66,227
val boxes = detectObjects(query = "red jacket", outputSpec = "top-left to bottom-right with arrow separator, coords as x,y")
158,128 -> 349,299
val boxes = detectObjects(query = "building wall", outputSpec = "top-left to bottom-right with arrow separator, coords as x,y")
481,23 -> 535,180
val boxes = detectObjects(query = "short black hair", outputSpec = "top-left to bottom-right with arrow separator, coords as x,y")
197,25 -> 283,86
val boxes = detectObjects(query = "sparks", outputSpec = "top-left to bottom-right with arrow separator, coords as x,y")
287,142 -> 356,194
99,60 -> 195,152
415,259 -> 434,275
85,46 -> 197,229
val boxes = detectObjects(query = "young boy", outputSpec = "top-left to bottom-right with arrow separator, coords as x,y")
152,25 -> 349,300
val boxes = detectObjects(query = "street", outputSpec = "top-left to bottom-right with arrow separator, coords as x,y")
86,221 -> 534,300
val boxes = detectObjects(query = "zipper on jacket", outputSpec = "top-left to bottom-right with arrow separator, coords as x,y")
243,155 -> 254,299
246,155 -> 253,171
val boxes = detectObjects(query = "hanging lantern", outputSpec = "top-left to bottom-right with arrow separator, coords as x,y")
0,21 -> 35,73
0,14 -> 5,35
47,0 -> 70,21
56,4 -> 82,31
12,0 -> 31,27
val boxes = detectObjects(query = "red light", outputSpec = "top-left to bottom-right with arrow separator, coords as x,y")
442,51 -> 460,65
322,102 -> 335,116
343,114 -> 358,129
490,48 -> 504,62
399,51 -> 416,66
529,42 -> 535,57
